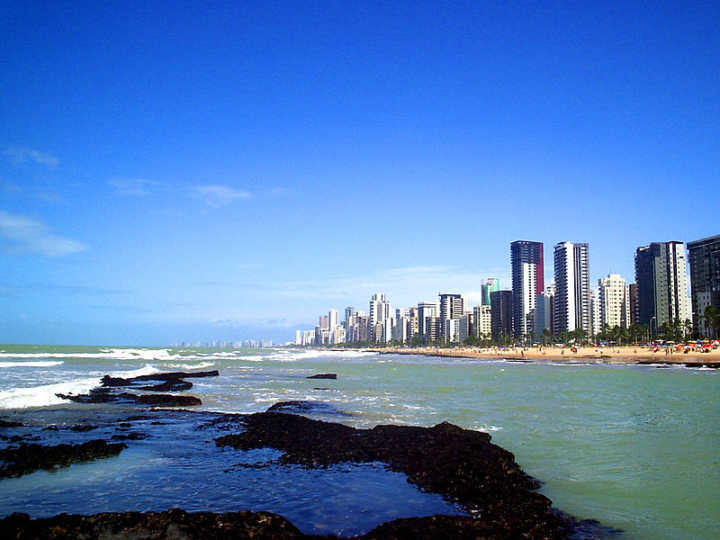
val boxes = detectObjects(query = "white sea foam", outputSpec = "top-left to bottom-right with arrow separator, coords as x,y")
165,362 -> 215,370
0,361 -> 64,368
0,348 -> 181,361
0,377 -> 101,409
0,364 -> 160,410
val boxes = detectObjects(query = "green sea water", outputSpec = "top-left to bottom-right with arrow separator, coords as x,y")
1,345 -> 718,538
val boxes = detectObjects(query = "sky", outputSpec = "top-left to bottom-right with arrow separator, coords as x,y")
1,1 -> 719,345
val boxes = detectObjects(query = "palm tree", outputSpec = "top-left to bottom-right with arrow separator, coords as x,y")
704,306 -> 720,338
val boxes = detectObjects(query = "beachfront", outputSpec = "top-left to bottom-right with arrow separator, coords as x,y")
362,344 -> 720,366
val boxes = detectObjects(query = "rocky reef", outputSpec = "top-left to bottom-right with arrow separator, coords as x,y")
1,508 -> 305,539
215,411 -> 577,537
0,440 -> 127,479
55,370 -> 217,407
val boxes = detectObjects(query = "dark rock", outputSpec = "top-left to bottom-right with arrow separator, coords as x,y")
266,401 -> 352,417
56,391 -> 201,407
216,412 -> 575,538
306,373 -> 337,379
0,419 -> 24,428
70,424 -> 98,432
0,440 -> 127,479
43,425 -> 59,431
0,508 -> 305,539
125,415 -> 152,421
139,379 -> 193,392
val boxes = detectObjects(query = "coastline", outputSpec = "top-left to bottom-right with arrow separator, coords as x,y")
357,345 -> 720,367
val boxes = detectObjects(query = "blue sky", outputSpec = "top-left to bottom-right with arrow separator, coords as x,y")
1,1 -> 719,345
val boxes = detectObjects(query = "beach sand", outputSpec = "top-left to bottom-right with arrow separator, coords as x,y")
363,345 -> 720,366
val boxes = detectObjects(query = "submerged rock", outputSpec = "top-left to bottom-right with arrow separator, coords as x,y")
0,508 -> 305,539
56,390 -> 201,407
216,411 -> 574,538
54,371 -> 216,408
306,373 -> 337,379
0,419 -> 24,428
0,440 -> 127,479
266,401 -> 352,417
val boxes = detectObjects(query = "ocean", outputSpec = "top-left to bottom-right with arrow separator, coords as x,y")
0,345 -> 718,538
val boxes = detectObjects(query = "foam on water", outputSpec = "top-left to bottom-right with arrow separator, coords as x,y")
165,362 -> 215,370
0,364 -> 160,410
0,377 -> 101,409
0,361 -> 64,368
0,348 -> 180,361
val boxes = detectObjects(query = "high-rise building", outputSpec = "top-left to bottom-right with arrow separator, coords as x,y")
294,330 -> 302,345
481,278 -> 500,306
490,290 -> 513,339
328,309 -> 338,331
473,305 -> 492,338
344,307 -> 356,327
511,240 -> 544,338
439,293 -> 464,335
687,234 -> 720,336
417,302 -> 438,339
319,315 -> 329,330
553,242 -> 590,335
628,283 -> 639,326
598,274 -> 630,330
635,242 -> 691,335
369,293 -> 391,340
589,289 -> 601,338
534,284 -> 555,336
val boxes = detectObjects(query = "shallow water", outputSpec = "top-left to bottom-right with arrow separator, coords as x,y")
1,345 -> 718,538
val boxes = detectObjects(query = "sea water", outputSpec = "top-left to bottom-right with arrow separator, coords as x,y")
0,345 -> 718,538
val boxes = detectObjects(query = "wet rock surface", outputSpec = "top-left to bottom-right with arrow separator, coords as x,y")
54,370 -> 216,407
306,373 -> 337,379
0,508 -> 306,539
266,401 -> 352,417
216,412 -> 577,537
0,440 -> 127,479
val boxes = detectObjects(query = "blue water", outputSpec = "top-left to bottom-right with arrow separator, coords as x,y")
1,346 -> 719,538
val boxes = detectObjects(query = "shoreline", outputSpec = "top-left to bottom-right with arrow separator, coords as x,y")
354,346 -> 720,367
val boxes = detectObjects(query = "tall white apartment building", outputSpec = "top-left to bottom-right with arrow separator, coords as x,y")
598,274 -> 630,330
589,289 -> 601,338
553,242 -> 591,335
473,305 -> 492,338
369,293 -> 391,341
417,301 -> 438,338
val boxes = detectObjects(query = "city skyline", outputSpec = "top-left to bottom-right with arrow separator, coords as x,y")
2,2 -> 719,345
297,234 -> 717,347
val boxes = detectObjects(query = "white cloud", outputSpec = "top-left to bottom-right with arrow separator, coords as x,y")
192,185 -> 251,207
3,147 -> 59,168
0,211 -> 86,256
108,178 -> 160,196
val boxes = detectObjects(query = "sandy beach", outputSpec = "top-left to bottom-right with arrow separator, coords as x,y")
363,345 -> 720,367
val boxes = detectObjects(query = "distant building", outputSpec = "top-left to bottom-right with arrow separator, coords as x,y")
444,318 -> 461,343
687,234 -> 720,336
490,290 -> 513,339
319,315 -> 329,330
635,242 -> 691,335
439,293 -> 464,338
369,293 -> 391,341
511,240 -> 544,338
417,301 -> 439,340
481,278 -> 500,306
628,283 -> 639,326
589,289 -> 601,338
553,242 -> 590,335
425,316 -> 441,343
473,305 -> 492,338
598,274 -> 630,330
534,284 -> 555,336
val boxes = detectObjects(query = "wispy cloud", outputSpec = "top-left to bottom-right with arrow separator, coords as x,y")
192,185 -> 251,207
0,211 -> 86,256
3,147 -> 59,168
108,178 -> 161,196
